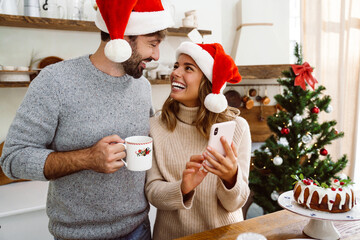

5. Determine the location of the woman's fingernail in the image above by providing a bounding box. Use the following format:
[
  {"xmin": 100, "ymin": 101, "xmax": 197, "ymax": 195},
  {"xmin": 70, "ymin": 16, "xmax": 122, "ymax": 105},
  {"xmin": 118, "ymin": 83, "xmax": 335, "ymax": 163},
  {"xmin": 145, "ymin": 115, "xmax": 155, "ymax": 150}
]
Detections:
[{"xmin": 207, "ymin": 146, "xmax": 212, "ymax": 151}]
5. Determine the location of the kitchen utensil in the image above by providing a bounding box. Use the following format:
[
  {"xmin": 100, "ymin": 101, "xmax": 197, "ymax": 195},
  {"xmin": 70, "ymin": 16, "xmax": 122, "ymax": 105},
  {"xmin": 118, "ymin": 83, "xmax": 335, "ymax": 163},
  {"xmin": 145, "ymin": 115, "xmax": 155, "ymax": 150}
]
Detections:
[
  {"xmin": 242, "ymin": 87, "xmax": 254, "ymax": 109},
  {"xmin": 38, "ymin": 56, "xmax": 63, "ymax": 69},
  {"xmin": 249, "ymin": 88, "xmax": 257, "ymax": 97},
  {"xmin": 224, "ymin": 89, "xmax": 241, "ymax": 108},
  {"xmin": 259, "ymin": 103, "xmax": 265, "ymax": 121},
  {"xmin": 262, "ymin": 87, "xmax": 270, "ymax": 105}
]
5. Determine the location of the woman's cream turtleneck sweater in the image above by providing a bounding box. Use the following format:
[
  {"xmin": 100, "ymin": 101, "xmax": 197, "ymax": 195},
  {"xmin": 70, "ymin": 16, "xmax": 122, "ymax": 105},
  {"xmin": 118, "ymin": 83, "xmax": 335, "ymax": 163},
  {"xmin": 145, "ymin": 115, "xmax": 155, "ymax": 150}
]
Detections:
[{"xmin": 146, "ymin": 104, "xmax": 251, "ymax": 240}]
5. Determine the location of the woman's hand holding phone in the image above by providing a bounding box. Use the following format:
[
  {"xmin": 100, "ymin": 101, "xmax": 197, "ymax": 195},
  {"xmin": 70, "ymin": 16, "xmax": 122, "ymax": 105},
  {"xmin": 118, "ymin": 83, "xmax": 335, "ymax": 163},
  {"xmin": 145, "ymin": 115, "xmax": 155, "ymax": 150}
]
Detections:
[
  {"xmin": 181, "ymin": 155, "xmax": 208, "ymax": 195},
  {"xmin": 202, "ymin": 137, "xmax": 238, "ymax": 189}
]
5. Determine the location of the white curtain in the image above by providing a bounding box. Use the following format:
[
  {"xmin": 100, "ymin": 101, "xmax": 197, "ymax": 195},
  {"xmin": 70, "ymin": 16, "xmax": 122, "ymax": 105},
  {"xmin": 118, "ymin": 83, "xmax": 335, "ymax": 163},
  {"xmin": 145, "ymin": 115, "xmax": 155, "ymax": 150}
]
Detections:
[{"xmin": 301, "ymin": 0, "xmax": 360, "ymax": 179}]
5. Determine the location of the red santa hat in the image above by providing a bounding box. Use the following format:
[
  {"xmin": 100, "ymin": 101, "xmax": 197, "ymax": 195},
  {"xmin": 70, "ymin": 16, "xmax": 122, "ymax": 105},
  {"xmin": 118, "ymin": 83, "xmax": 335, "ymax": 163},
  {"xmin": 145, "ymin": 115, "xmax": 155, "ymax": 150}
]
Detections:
[
  {"xmin": 95, "ymin": 0, "xmax": 174, "ymax": 63},
  {"xmin": 176, "ymin": 42, "xmax": 242, "ymax": 113}
]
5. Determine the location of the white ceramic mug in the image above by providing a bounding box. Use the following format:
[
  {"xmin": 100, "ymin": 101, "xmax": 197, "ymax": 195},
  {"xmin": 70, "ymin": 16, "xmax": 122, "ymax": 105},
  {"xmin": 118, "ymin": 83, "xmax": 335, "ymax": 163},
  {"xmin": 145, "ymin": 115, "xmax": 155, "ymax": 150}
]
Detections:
[
  {"xmin": 66, "ymin": 0, "xmax": 84, "ymax": 20},
  {"xmin": 0, "ymin": 0, "xmax": 19, "ymax": 15},
  {"xmin": 182, "ymin": 16, "xmax": 195, "ymax": 28},
  {"xmin": 24, "ymin": 0, "xmax": 40, "ymax": 17},
  {"xmin": 120, "ymin": 136, "xmax": 153, "ymax": 171}
]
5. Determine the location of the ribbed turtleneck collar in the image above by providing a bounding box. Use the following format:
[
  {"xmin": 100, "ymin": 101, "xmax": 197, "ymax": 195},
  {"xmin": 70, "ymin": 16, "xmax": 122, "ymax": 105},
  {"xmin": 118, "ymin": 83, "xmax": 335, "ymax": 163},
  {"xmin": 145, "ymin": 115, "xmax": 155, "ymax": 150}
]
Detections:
[{"xmin": 177, "ymin": 104, "xmax": 199, "ymax": 125}]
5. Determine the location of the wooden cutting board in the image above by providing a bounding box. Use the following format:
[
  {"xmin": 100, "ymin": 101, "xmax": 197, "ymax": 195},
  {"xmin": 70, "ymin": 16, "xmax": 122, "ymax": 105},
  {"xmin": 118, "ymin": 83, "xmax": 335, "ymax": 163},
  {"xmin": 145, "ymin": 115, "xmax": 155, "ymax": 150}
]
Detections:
[
  {"xmin": 0, "ymin": 142, "xmax": 28, "ymax": 185},
  {"xmin": 239, "ymin": 106, "xmax": 277, "ymax": 142}
]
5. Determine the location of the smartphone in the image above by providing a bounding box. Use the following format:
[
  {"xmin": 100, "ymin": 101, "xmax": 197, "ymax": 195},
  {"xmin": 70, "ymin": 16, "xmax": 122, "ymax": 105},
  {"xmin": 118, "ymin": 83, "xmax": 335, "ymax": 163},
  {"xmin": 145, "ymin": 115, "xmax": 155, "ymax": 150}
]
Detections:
[{"xmin": 206, "ymin": 121, "xmax": 236, "ymax": 167}]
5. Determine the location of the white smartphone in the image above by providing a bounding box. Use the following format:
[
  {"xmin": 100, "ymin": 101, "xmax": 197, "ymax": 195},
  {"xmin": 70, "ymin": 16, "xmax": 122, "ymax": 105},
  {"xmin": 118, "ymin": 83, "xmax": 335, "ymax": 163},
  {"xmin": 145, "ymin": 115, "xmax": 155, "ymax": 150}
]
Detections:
[{"xmin": 206, "ymin": 121, "xmax": 236, "ymax": 167}]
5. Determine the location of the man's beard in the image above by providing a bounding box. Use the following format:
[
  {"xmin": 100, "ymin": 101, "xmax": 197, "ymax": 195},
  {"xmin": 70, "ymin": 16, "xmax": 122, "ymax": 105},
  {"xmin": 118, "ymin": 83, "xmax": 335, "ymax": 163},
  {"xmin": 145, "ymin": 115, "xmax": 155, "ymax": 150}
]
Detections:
[{"xmin": 122, "ymin": 41, "xmax": 149, "ymax": 79}]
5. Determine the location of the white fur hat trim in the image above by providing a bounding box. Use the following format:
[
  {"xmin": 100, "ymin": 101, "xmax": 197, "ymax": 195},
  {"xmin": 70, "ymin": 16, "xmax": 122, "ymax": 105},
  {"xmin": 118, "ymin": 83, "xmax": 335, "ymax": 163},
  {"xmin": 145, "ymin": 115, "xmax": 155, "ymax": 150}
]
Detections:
[
  {"xmin": 95, "ymin": 9, "xmax": 174, "ymax": 36},
  {"xmin": 176, "ymin": 42, "xmax": 214, "ymax": 82}
]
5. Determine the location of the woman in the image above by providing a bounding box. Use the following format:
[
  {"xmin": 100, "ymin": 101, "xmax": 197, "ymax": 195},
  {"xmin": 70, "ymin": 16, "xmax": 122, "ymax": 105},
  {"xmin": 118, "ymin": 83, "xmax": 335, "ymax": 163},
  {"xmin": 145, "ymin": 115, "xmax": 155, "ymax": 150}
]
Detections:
[{"xmin": 145, "ymin": 42, "xmax": 251, "ymax": 240}]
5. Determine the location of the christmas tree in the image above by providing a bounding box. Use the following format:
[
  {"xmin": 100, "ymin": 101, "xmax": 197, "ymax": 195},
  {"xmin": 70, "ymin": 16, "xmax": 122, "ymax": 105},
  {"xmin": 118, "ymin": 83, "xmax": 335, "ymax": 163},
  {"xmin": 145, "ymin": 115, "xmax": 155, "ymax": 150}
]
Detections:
[{"xmin": 249, "ymin": 43, "xmax": 348, "ymax": 213}]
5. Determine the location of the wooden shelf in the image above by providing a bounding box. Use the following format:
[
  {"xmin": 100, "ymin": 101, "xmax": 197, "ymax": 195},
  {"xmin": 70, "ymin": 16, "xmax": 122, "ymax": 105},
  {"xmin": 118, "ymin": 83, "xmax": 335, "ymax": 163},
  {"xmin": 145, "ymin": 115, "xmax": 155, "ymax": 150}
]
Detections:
[
  {"xmin": 0, "ymin": 70, "xmax": 37, "ymax": 74},
  {"xmin": 0, "ymin": 14, "xmax": 212, "ymax": 36},
  {"xmin": 0, "ymin": 65, "xmax": 292, "ymax": 88},
  {"xmin": 166, "ymin": 27, "xmax": 211, "ymax": 37},
  {"xmin": 237, "ymin": 64, "xmax": 291, "ymax": 79},
  {"xmin": 0, "ymin": 14, "xmax": 97, "ymax": 32},
  {"xmin": 149, "ymin": 79, "xmax": 170, "ymax": 85},
  {"xmin": 0, "ymin": 81, "xmax": 30, "ymax": 88}
]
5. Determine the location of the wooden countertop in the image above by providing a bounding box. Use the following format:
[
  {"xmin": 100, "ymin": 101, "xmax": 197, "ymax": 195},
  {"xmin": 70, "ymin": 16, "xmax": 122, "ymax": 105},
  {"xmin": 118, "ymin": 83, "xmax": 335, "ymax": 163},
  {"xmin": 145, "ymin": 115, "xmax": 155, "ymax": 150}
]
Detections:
[{"xmin": 175, "ymin": 210, "xmax": 360, "ymax": 240}]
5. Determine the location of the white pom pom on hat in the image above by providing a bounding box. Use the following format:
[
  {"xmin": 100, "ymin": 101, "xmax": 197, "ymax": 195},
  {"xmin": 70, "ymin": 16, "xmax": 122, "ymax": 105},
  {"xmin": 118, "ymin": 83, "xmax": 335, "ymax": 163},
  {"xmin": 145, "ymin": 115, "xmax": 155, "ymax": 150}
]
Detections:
[
  {"xmin": 176, "ymin": 42, "xmax": 242, "ymax": 113},
  {"xmin": 95, "ymin": 0, "xmax": 174, "ymax": 63},
  {"xmin": 104, "ymin": 39, "xmax": 132, "ymax": 63}
]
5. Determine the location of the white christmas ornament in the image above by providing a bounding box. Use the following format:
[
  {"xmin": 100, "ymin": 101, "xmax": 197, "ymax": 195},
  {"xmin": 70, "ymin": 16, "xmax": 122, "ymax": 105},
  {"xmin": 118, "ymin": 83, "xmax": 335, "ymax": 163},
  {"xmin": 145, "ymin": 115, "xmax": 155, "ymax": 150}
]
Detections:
[
  {"xmin": 325, "ymin": 105, "xmax": 333, "ymax": 113},
  {"xmin": 264, "ymin": 147, "xmax": 271, "ymax": 155},
  {"xmin": 271, "ymin": 190, "xmax": 279, "ymax": 201},
  {"xmin": 302, "ymin": 133, "xmax": 312, "ymax": 144},
  {"xmin": 293, "ymin": 113, "xmax": 302, "ymax": 123},
  {"xmin": 273, "ymin": 155, "xmax": 283, "ymax": 166},
  {"xmin": 279, "ymin": 137, "xmax": 289, "ymax": 146}
]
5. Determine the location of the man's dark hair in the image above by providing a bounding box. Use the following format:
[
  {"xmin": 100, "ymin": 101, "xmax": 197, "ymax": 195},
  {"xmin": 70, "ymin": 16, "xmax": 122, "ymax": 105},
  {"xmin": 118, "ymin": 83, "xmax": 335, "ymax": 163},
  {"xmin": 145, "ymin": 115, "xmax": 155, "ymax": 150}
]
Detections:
[
  {"xmin": 101, "ymin": 31, "xmax": 111, "ymax": 42},
  {"xmin": 100, "ymin": 29, "xmax": 167, "ymax": 42}
]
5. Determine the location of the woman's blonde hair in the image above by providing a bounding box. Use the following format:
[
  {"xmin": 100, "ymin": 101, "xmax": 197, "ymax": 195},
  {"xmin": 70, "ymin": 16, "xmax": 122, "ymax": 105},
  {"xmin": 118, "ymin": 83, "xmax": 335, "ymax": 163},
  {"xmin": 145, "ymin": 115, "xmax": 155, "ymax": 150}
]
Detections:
[{"xmin": 161, "ymin": 75, "xmax": 240, "ymax": 139}]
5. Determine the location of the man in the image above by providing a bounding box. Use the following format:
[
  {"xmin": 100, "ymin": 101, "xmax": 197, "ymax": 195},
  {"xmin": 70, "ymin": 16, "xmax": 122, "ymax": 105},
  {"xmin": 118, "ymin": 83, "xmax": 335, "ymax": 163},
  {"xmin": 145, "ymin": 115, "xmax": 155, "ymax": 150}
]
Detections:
[{"xmin": 0, "ymin": 0, "xmax": 173, "ymax": 239}]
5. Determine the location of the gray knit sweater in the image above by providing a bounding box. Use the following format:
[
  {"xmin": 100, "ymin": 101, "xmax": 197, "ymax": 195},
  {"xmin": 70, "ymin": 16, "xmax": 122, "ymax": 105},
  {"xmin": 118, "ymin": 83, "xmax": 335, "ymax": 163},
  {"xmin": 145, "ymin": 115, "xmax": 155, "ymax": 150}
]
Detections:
[{"xmin": 0, "ymin": 55, "xmax": 153, "ymax": 239}]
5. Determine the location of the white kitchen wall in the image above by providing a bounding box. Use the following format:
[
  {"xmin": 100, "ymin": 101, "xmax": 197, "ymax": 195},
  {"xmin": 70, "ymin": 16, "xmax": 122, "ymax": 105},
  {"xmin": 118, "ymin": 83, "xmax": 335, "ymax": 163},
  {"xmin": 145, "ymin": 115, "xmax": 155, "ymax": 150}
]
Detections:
[{"xmin": 0, "ymin": 0, "xmax": 291, "ymax": 142}]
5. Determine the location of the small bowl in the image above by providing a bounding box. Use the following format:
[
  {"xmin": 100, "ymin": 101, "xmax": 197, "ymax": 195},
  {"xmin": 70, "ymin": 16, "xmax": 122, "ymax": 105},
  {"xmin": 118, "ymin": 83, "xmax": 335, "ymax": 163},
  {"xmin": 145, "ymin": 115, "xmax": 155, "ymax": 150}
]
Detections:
[
  {"xmin": 182, "ymin": 17, "xmax": 195, "ymax": 28},
  {"xmin": 3, "ymin": 66, "xmax": 16, "ymax": 71},
  {"xmin": 185, "ymin": 10, "xmax": 196, "ymax": 17},
  {"xmin": 17, "ymin": 66, "xmax": 29, "ymax": 71},
  {"xmin": 145, "ymin": 61, "xmax": 159, "ymax": 70}
]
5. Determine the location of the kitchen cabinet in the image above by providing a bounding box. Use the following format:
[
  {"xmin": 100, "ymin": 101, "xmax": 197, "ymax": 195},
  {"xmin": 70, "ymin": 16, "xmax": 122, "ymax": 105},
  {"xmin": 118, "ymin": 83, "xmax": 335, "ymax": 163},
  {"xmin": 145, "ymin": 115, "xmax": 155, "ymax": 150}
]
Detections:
[
  {"xmin": 0, "ymin": 181, "xmax": 52, "ymax": 240},
  {"xmin": 0, "ymin": 14, "xmax": 212, "ymax": 87}
]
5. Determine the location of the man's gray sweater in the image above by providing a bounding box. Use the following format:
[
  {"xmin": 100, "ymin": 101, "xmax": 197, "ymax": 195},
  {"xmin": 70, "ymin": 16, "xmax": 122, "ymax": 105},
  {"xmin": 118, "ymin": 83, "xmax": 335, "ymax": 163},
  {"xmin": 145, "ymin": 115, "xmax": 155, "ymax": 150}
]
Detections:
[{"xmin": 0, "ymin": 55, "xmax": 153, "ymax": 239}]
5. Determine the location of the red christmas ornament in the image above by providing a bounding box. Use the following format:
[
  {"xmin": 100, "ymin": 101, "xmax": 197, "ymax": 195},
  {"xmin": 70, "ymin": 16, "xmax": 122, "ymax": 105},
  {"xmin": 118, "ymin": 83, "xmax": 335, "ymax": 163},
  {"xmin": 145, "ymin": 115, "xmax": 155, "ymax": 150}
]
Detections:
[
  {"xmin": 320, "ymin": 148, "xmax": 328, "ymax": 156},
  {"xmin": 281, "ymin": 127, "xmax": 290, "ymax": 135},
  {"xmin": 311, "ymin": 107, "xmax": 320, "ymax": 114}
]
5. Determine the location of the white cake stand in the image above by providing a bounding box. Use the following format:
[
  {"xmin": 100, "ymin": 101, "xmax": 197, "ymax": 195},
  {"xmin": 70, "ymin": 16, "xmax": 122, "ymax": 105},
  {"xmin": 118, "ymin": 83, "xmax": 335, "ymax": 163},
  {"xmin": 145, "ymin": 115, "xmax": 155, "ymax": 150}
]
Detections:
[{"xmin": 278, "ymin": 190, "xmax": 360, "ymax": 240}]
